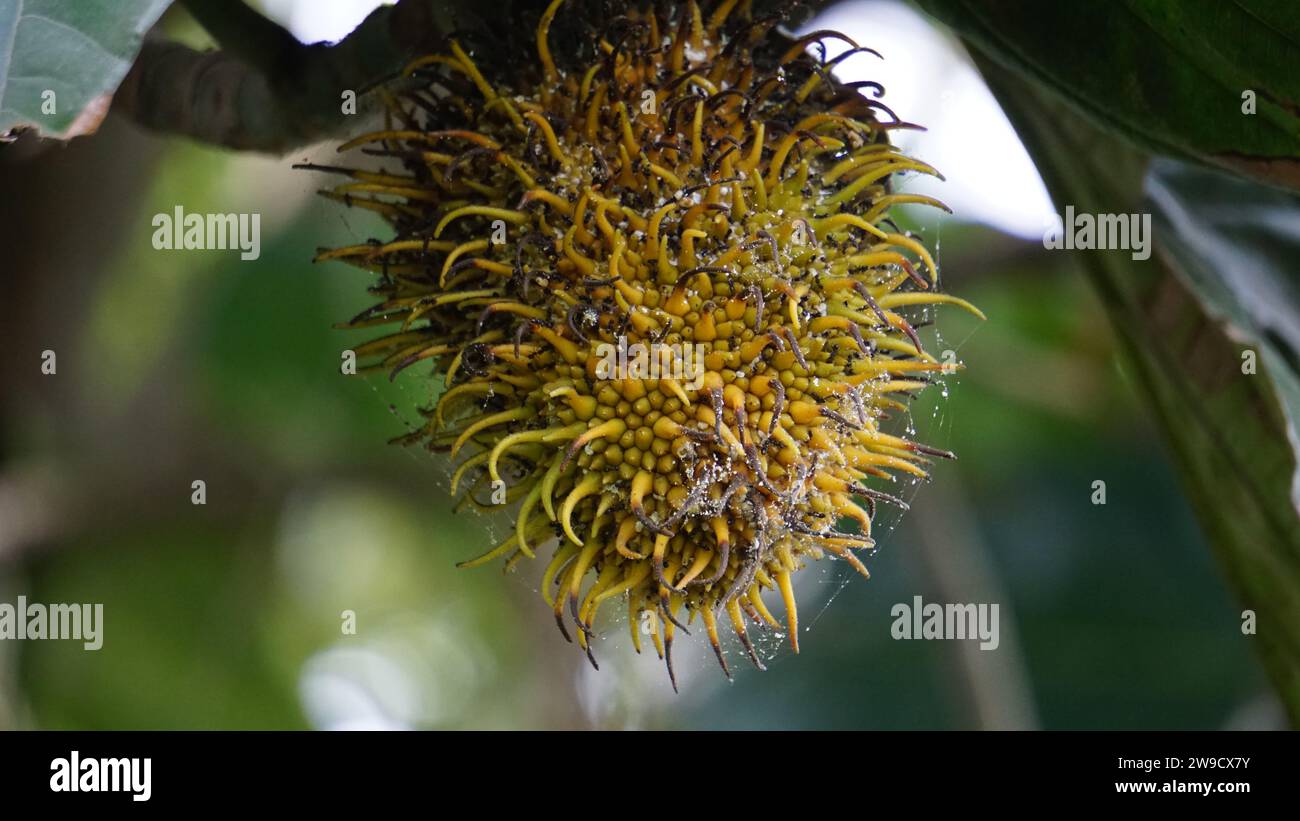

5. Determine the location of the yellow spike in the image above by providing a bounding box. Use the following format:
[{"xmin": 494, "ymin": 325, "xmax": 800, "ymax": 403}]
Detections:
[
  {"xmin": 881, "ymin": 232, "xmax": 940, "ymax": 284},
  {"xmin": 706, "ymin": 0, "xmax": 740, "ymax": 34},
  {"xmin": 514, "ymin": 482, "xmax": 546, "ymax": 559},
  {"xmin": 614, "ymin": 516, "xmax": 646, "ymax": 560},
  {"xmin": 554, "ymin": 559, "xmax": 578, "ymax": 636},
  {"xmin": 565, "ymin": 535, "xmax": 604, "ymax": 612},
  {"xmin": 541, "ymin": 541, "xmax": 580, "ymax": 608},
  {"xmin": 676, "ymin": 549, "xmax": 714, "ymax": 588},
  {"xmin": 727, "ymin": 597, "xmax": 765, "ymax": 671},
  {"xmin": 662, "ymin": 607, "xmax": 678, "ymax": 689},
  {"xmin": 813, "ymin": 212, "xmax": 889, "ymax": 241},
  {"xmin": 652, "ymin": 532, "xmax": 673, "ymax": 588},
  {"xmin": 533, "ymin": 325, "xmax": 583, "ymax": 364},
  {"xmin": 490, "ymin": 152, "xmax": 537, "ymax": 188},
  {"xmin": 822, "ymin": 542, "xmax": 871, "ymax": 580},
  {"xmin": 860, "ymin": 194, "xmax": 952, "ymax": 223},
  {"xmin": 658, "ymin": 377, "xmax": 693, "ymax": 407},
  {"xmin": 457, "ymin": 531, "xmax": 518, "ymax": 569},
  {"xmin": 748, "ymin": 585, "xmax": 780, "ymax": 630},
  {"xmin": 450, "ymin": 407, "xmax": 535, "ymax": 459},
  {"xmin": 648, "ymin": 609, "xmax": 664, "ymax": 659},
  {"xmin": 775, "ymin": 570, "xmax": 799, "ymax": 653},
  {"xmin": 615, "ymin": 102, "xmax": 639, "ymax": 158},
  {"xmin": 559, "ymin": 418, "xmax": 626, "ymax": 471},
  {"xmin": 450, "ymin": 40, "xmax": 523, "ymax": 129},
  {"xmin": 479, "ymin": 302, "xmax": 547, "ymax": 326},
  {"xmin": 688, "ymin": 0, "xmax": 704, "ymax": 48},
  {"xmin": 314, "ymin": 191, "xmax": 417, "ymax": 219},
  {"xmin": 520, "ymin": 187, "xmax": 572, "ymax": 216},
  {"xmin": 691, "ymin": 100, "xmax": 705, "ymax": 168},
  {"xmin": 539, "ymin": 451, "xmax": 570, "ymax": 521},
  {"xmin": 629, "ymin": 597, "xmax": 644, "ymax": 654},
  {"xmin": 560, "ymin": 473, "xmax": 603, "ymax": 545},
  {"xmin": 334, "ymin": 181, "xmax": 440, "ymax": 203},
  {"xmin": 876, "ymin": 291, "xmax": 987, "ymax": 319},
  {"xmin": 337, "ymin": 129, "xmax": 499, "ymax": 153},
  {"xmin": 594, "ymin": 561, "xmax": 651, "ymax": 604},
  {"xmin": 439, "ymin": 239, "xmax": 490, "ymax": 287},
  {"xmin": 701, "ymin": 607, "xmax": 731, "ymax": 678},
  {"xmin": 450, "ymin": 450, "xmax": 491, "ymax": 497},
  {"xmin": 523, "ymin": 113, "xmax": 567, "ymax": 165},
  {"xmin": 831, "ymin": 493, "xmax": 872, "ymax": 534},
  {"xmin": 648, "ymin": 162, "xmax": 684, "ymax": 189},
  {"xmin": 648, "ymin": 202, "xmax": 677, "ymax": 250},
  {"xmin": 822, "ymin": 145, "xmax": 903, "ymax": 182},
  {"xmin": 824, "ymin": 161, "xmax": 944, "ymax": 207},
  {"xmin": 578, "ymin": 563, "xmax": 621, "ymax": 632},
  {"xmin": 434, "ymin": 206, "xmax": 530, "ymax": 239},
  {"xmin": 584, "ymin": 81, "xmax": 607, "ymax": 143},
  {"xmin": 488, "ymin": 423, "xmax": 582, "ymax": 483},
  {"xmin": 536, "ymin": 0, "xmax": 566, "ymax": 87},
  {"xmin": 738, "ymin": 121, "xmax": 764, "ymax": 172},
  {"xmin": 577, "ymin": 65, "xmax": 601, "ymax": 114},
  {"xmin": 629, "ymin": 470, "xmax": 654, "ymax": 514},
  {"xmin": 401, "ymin": 54, "xmax": 466, "ymax": 77},
  {"xmin": 746, "ymin": 165, "xmax": 767, "ymax": 210},
  {"xmin": 561, "ymin": 225, "xmax": 597, "ymax": 277},
  {"xmin": 436, "ymin": 381, "xmax": 496, "ymax": 426}
]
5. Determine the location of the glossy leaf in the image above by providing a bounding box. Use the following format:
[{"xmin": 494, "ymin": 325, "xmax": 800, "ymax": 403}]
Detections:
[
  {"xmin": 970, "ymin": 50, "xmax": 1300, "ymax": 723},
  {"xmin": 0, "ymin": 0, "xmax": 173, "ymax": 140},
  {"xmin": 913, "ymin": 0, "xmax": 1300, "ymax": 191},
  {"xmin": 1146, "ymin": 157, "xmax": 1300, "ymax": 516}
]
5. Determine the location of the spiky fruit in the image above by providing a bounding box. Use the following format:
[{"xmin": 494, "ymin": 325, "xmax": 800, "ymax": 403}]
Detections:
[{"xmin": 311, "ymin": 0, "xmax": 982, "ymax": 686}]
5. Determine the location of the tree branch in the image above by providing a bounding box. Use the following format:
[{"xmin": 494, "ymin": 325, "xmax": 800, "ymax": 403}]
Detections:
[
  {"xmin": 113, "ymin": 0, "xmax": 461, "ymax": 153},
  {"xmin": 180, "ymin": 0, "xmax": 303, "ymax": 78},
  {"xmin": 111, "ymin": 0, "xmax": 830, "ymax": 153}
]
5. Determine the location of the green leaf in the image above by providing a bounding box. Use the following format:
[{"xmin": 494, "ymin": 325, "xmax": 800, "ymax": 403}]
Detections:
[
  {"xmin": 20, "ymin": 524, "xmax": 305, "ymax": 729},
  {"xmin": 1145, "ymin": 157, "xmax": 1300, "ymax": 516},
  {"xmin": 913, "ymin": 0, "xmax": 1300, "ymax": 191},
  {"xmin": 969, "ymin": 50, "xmax": 1300, "ymax": 723},
  {"xmin": 0, "ymin": 0, "xmax": 173, "ymax": 140}
]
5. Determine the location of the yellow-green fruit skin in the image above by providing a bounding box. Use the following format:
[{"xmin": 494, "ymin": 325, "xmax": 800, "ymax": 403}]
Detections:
[{"xmin": 315, "ymin": 0, "xmax": 981, "ymax": 683}]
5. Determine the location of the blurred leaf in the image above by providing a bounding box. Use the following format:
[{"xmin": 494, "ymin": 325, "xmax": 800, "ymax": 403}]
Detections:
[
  {"xmin": 20, "ymin": 525, "xmax": 304, "ymax": 729},
  {"xmin": 967, "ymin": 51, "xmax": 1300, "ymax": 723},
  {"xmin": 83, "ymin": 138, "xmax": 232, "ymax": 409},
  {"xmin": 913, "ymin": 0, "xmax": 1300, "ymax": 191},
  {"xmin": 0, "ymin": 0, "xmax": 173, "ymax": 140},
  {"xmin": 1145, "ymin": 158, "xmax": 1300, "ymax": 515}
]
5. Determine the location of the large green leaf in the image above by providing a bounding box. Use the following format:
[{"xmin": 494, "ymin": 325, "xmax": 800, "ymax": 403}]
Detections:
[
  {"xmin": 913, "ymin": 0, "xmax": 1300, "ymax": 191},
  {"xmin": 0, "ymin": 0, "xmax": 173, "ymax": 140},
  {"xmin": 1146, "ymin": 158, "xmax": 1300, "ymax": 517},
  {"xmin": 968, "ymin": 51, "xmax": 1300, "ymax": 723}
]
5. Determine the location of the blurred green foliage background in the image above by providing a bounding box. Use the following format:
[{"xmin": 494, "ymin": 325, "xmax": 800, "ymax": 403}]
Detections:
[{"xmin": 0, "ymin": 3, "xmax": 1276, "ymax": 730}]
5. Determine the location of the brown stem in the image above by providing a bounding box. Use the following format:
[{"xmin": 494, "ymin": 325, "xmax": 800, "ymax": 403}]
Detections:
[{"xmin": 114, "ymin": 0, "xmax": 458, "ymax": 153}]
